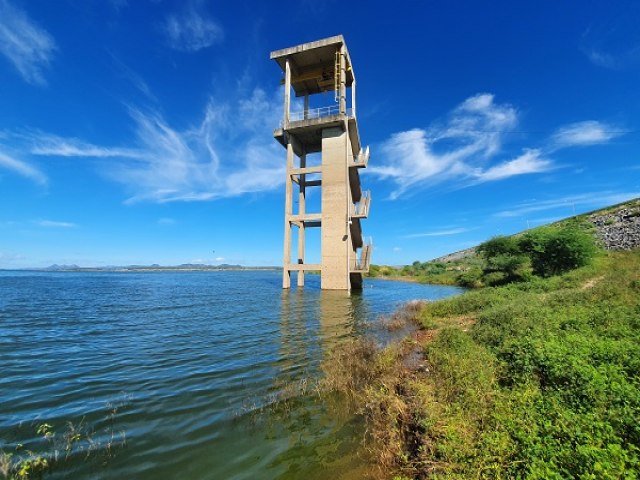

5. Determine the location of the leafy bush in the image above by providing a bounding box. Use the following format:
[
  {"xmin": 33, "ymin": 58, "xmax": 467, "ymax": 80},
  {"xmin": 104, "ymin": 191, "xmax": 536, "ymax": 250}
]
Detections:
[
  {"xmin": 455, "ymin": 268, "xmax": 483, "ymax": 288},
  {"xmin": 475, "ymin": 236, "xmax": 528, "ymax": 285},
  {"xmin": 519, "ymin": 225, "xmax": 597, "ymax": 277},
  {"xmin": 477, "ymin": 235, "xmax": 521, "ymax": 258},
  {"xmin": 368, "ymin": 264, "xmax": 381, "ymax": 277},
  {"xmin": 475, "ymin": 224, "xmax": 597, "ymax": 286}
]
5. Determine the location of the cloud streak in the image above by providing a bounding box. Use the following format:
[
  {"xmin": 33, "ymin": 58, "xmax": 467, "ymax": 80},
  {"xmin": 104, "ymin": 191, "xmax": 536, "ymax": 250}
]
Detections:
[
  {"xmin": 164, "ymin": 6, "xmax": 223, "ymax": 52},
  {"xmin": 494, "ymin": 191, "xmax": 640, "ymax": 218},
  {"xmin": 473, "ymin": 149, "xmax": 551, "ymax": 182},
  {"xmin": 584, "ymin": 46, "xmax": 640, "ymax": 70},
  {"xmin": 28, "ymin": 133, "xmax": 144, "ymax": 158},
  {"xmin": 0, "ymin": 0, "xmax": 56, "ymax": 85},
  {"xmin": 550, "ymin": 120, "xmax": 625, "ymax": 148},
  {"xmin": 404, "ymin": 228, "xmax": 469, "ymax": 238},
  {"xmin": 0, "ymin": 151, "xmax": 47, "ymax": 184},
  {"xmin": 37, "ymin": 220, "xmax": 77, "ymax": 228}
]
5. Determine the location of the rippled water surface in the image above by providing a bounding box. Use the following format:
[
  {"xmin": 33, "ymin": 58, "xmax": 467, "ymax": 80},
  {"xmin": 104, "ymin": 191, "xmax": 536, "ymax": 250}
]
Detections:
[{"xmin": 0, "ymin": 271, "xmax": 462, "ymax": 479}]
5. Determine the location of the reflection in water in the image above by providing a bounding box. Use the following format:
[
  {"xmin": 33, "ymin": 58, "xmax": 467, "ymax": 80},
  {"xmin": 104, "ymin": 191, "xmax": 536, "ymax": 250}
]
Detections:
[
  {"xmin": 278, "ymin": 288, "xmax": 371, "ymax": 378},
  {"xmin": 272, "ymin": 289, "xmax": 376, "ymax": 479},
  {"xmin": 279, "ymin": 289, "xmax": 359, "ymax": 364},
  {"xmin": 318, "ymin": 290, "xmax": 356, "ymax": 340}
]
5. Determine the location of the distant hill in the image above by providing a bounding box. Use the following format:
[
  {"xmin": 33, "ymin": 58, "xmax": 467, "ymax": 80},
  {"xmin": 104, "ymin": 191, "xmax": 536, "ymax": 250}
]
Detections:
[
  {"xmin": 44, "ymin": 264, "xmax": 81, "ymax": 271},
  {"xmin": 38, "ymin": 264, "xmax": 280, "ymax": 272}
]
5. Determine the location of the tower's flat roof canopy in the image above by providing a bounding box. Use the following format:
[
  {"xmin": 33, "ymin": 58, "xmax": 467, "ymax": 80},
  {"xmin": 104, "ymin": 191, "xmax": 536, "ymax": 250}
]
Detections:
[{"xmin": 270, "ymin": 35, "xmax": 354, "ymax": 97}]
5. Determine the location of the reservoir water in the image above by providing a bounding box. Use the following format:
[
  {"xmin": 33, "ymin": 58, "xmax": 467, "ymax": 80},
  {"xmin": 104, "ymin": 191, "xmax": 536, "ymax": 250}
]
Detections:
[{"xmin": 0, "ymin": 270, "xmax": 462, "ymax": 479}]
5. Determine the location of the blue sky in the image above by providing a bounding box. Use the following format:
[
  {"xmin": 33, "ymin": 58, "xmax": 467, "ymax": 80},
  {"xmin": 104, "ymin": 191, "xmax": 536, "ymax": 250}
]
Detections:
[{"xmin": 0, "ymin": 0, "xmax": 639, "ymax": 268}]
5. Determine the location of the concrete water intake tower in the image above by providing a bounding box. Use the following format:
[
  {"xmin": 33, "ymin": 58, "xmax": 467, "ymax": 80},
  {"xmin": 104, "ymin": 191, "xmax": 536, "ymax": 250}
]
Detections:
[{"xmin": 271, "ymin": 35, "xmax": 371, "ymax": 291}]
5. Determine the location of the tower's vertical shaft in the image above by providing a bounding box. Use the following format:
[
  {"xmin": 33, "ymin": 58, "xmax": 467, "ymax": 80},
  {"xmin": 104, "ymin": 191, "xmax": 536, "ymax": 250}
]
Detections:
[{"xmin": 320, "ymin": 127, "xmax": 350, "ymax": 290}]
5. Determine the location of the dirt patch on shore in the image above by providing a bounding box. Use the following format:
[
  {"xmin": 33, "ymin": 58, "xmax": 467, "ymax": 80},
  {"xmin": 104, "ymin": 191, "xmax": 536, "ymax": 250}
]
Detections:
[{"xmin": 581, "ymin": 276, "xmax": 604, "ymax": 290}]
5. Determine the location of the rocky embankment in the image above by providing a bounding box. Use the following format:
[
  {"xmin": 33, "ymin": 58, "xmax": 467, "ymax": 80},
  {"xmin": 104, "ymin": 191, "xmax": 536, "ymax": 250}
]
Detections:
[
  {"xmin": 588, "ymin": 200, "xmax": 640, "ymax": 250},
  {"xmin": 430, "ymin": 198, "xmax": 640, "ymax": 263}
]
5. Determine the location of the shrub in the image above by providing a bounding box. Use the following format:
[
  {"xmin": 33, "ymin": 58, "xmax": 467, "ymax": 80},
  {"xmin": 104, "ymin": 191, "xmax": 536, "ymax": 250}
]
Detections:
[
  {"xmin": 477, "ymin": 235, "xmax": 521, "ymax": 258},
  {"xmin": 368, "ymin": 264, "xmax": 381, "ymax": 277},
  {"xmin": 456, "ymin": 268, "xmax": 483, "ymax": 288},
  {"xmin": 520, "ymin": 225, "xmax": 597, "ymax": 277},
  {"xmin": 477, "ymin": 235, "xmax": 530, "ymax": 284}
]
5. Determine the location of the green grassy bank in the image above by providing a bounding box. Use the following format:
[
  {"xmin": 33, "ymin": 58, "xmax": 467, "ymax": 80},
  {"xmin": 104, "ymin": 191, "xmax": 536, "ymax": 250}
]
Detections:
[
  {"xmin": 332, "ymin": 249, "xmax": 640, "ymax": 479},
  {"xmin": 368, "ymin": 259, "xmax": 481, "ymax": 287}
]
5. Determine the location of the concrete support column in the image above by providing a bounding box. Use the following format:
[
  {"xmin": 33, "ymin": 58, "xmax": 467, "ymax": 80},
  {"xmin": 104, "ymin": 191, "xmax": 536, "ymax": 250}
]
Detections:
[
  {"xmin": 339, "ymin": 46, "xmax": 346, "ymax": 115},
  {"xmin": 303, "ymin": 94, "xmax": 309, "ymax": 119},
  {"xmin": 284, "ymin": 58, "xmax": 291, "ymax": 127},
  {"xmin": 282, "ymin": 137, "xmax": 294, "ymax": 289},
  {"xmin": 297, "ymin": 152, "xmax": 306, "ymax": 287}
]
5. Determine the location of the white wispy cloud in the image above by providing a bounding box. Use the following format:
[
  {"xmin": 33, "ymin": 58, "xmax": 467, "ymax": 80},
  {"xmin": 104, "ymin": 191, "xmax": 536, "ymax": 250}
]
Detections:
[
  {"xmin": 0, "ymin": 151, "xmax": 47, "ymax": 184},
  {"xmin": 404, "ymin": 228, "xmax": 469, "ymax": 239},
  {"xmin": 0, "ymin": 0, "xmax": 57, "ymax": 85},
  {"xmin": 373, "ymin": 93, "xmax": 544, "ymax": 199},
  {"xmin": 550, "ymin": 121, "xmax": 625, "ymax": 148},
  {"xmin": 37, "ymin": 220, "xmax": 77, "ymax": 228},
  {"xmin": 109, "ymin": 53, "xmax": 159, "ymax": 103},
  {"xmin": 374, "ymin": 94, "xmax": 625, "ymax": 199},
  {"xmin": 28, "ymin": 133, "xmax": 144, "ymax": 158},
  {"xmin": 473, "ymin": 149, "xmax": 552, "ymax": 182},
  {"xmin": 586, "ymin": 49, "xmax": 618, "ymax": 69},
  {"xmin": 581, "ymin": 24, "xmax": 640, "ymax": 70},
  {"xmin": 584, "ymin": 46, "xmax": 640, "ymax": 70},
  {"xmin": 164, "ymin": 6, "xmax": 223, "ymax": 52},
  {"xmin": 28, "ymin": 87, "xmax": 283, "ymax": 203},
  {"xmin": 494, "ymin": 191, "xmax": 640, "ymax": 218}
]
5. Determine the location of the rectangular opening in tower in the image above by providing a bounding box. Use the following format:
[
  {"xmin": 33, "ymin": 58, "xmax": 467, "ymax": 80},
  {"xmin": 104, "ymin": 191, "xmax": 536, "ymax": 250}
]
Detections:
[{"xmin": 290, "ymin": 227, "xmax": 320, "ymax": 264}]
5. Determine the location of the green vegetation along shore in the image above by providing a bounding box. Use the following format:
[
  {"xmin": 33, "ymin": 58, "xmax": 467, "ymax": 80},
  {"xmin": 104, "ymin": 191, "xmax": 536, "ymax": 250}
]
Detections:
[
  {"xmin": 332, "ymin": 249, "xmax": 640, "ymax": 479},
  {"xmin": 331, "ymin": 199, "xmax": 640, "ymax": 479}
]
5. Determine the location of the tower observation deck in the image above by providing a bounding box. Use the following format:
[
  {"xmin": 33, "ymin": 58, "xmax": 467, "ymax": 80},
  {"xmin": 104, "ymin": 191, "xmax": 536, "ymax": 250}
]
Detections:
[{"xmin": 271, "ymin": 35, "xmax": 371, "ymax": 290}]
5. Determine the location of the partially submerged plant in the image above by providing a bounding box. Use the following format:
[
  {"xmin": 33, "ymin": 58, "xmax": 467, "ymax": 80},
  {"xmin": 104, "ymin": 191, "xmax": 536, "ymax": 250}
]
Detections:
[{"xmin": 0, "ymin": 400, "xmax": 128, "ymax": 480}]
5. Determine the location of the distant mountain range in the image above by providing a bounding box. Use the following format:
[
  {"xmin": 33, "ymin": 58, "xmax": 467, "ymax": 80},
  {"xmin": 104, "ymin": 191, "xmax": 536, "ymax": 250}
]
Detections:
[{"xmin": 38, "ymin": 264, "xmax": 280, "ymax": 272}]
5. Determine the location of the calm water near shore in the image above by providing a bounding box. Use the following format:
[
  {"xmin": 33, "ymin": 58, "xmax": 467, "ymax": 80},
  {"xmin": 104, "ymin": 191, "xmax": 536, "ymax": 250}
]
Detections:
[{"xmin": 0, "ymin": 270, "xmax": 462, "ymax": 479}]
